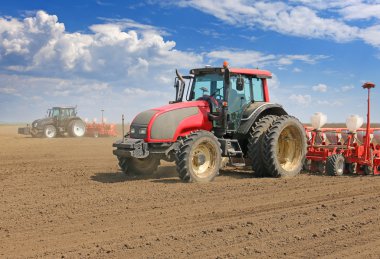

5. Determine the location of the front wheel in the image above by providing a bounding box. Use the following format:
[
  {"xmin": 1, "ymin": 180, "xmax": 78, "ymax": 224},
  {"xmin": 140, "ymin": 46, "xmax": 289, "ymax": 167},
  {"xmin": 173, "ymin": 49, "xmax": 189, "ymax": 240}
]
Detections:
[
  {"xmin": 118, "ymin": 155, "xmax": 160, "ymax": 175},
  {"xmin": 175, "ymin": 131, "xmax": 221, "ymax": 183}
]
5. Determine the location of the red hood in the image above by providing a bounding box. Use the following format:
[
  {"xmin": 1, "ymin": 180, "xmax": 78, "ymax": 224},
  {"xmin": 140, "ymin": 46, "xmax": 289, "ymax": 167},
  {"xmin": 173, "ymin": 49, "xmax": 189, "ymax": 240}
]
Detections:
[{"xmin": 152, "ymin": 100, "xmax": 209, "ymax": 112}]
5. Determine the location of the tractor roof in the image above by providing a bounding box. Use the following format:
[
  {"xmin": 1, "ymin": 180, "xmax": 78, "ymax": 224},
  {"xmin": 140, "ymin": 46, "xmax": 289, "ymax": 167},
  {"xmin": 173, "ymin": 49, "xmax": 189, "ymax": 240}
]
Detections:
[
  {"xmin": 52, "ymin": 106, "xmax": 76, "ymax": 109},
  {"xmin": 190, "ymin": 67, "xmax": 272, "ymax": 79},
  {"xmin": 230, "ymin": 68, "xmax": 272, "ymax": 78}
]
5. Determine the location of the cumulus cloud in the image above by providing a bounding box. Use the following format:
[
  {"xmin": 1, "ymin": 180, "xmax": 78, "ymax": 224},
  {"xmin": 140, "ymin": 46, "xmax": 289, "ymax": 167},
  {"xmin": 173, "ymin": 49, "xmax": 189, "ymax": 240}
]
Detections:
[
  {"xmin": 175, "ymin": 0, "xmax": 380, "ymax": 48},
  {"xmin": 312, "ymin": 83, "xmax": 328, "ymax": 92},
  {"xmin": 0, "ymin": 10, "xmax": 330, "ymax": 122},
  {"xmin": 0, "ymin": 10, "xmax": 202, "ymax": 81},
  {"xmin": 289, "ymin": 94, "xmax": 312, "ymax": 106}
]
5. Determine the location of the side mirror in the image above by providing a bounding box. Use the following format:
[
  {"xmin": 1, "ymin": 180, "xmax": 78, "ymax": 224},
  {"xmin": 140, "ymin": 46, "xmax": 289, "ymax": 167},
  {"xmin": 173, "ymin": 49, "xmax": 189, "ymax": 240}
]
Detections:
[{"xmin": 236, "ymin": 76, "xmax": 244, "ymax": 91}]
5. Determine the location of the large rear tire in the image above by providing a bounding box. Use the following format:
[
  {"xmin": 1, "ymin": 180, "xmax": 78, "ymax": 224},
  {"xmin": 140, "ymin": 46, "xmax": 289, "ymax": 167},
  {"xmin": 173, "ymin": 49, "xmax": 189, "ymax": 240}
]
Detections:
[
  {"xmin": 326, "ymin": 154, "xmax": 345, "ymax": 176},
  {"xmin": 175, "ymin": 131, "xmax": 221, "ymax": 183},
  {"xmin": 118, "ymin": 155, "xmax": 160, "ymax": 175},
  {"xmin": 263, "ymin": 115, "xmax": 307, "ymax": 177},
  {"xmin": 247, "ymin": 115, "xmax": 278, "ymax": 177},
  {"xmin": 69, "ymin": 119, "xmax": 86, "ymax": 137},
  {"xmin": 43, "ymin": 125, "xmax": 57, "ymax": 138}
]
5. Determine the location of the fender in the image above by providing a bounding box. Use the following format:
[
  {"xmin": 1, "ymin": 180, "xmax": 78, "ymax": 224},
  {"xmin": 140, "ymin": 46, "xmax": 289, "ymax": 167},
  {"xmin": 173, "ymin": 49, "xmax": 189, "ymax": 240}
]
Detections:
[{"xmin": 236, "ymin": 102, "xmax": 287, "ymax": 136}]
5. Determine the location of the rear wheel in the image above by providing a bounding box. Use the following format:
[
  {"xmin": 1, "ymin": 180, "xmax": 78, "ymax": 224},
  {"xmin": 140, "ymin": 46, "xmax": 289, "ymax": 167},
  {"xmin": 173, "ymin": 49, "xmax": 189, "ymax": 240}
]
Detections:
[
  {"xmin": 175, "ymin": 131, "xmax": 221, "ymax": 183},
  {"xmin": 43, "ymin": 125, "xmax": 57, "ymax": 138},
  {"xmin": 247, "ymin": 115, "xmax": 278, "ymax": 177},
  {"xmin": 326, "ymin": 154, "xmax": 345, "ymax": 176},
  {"xmin": 263, "ymin": 116, "xmax": 307, "ymax": 177},
  {"xmin": 118, "ymin": 155, "xmax": 160, "ymax": 175},
  {"xmin": 69, "ymin": 119, "xmax": 86, "ymax": 137}
]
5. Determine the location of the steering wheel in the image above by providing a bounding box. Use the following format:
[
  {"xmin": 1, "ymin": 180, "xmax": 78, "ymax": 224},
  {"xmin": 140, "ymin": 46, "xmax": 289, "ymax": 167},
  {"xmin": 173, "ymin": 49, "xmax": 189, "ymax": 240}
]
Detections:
[{"xmin": 197, "ymin": 95, "xmax": 222, "ymax": 113}]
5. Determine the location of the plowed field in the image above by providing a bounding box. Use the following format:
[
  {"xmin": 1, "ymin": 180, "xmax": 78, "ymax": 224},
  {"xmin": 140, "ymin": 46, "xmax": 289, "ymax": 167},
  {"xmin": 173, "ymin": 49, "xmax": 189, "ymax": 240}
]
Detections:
[{"xmin": 1, "ymin": 125, "xmax": 380, "ymax": 258}]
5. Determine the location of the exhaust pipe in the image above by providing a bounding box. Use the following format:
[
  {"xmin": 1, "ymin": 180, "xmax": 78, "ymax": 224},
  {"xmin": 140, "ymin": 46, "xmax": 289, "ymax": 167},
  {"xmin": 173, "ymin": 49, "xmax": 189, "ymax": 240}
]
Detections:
[{"xmin": 122, "ymin": 114, "xmax": 125, "ymax": 143}]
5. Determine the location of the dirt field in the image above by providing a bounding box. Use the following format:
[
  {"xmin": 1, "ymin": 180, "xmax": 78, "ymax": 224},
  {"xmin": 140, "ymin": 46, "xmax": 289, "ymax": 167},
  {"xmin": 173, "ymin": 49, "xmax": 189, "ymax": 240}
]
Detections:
[{"xmin": 1, "ymin": 125, "xmax": 380, "ymax": 258}]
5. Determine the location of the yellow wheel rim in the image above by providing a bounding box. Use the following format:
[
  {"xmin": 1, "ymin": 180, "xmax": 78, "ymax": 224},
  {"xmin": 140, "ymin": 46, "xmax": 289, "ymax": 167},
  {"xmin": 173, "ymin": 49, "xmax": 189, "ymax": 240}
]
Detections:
[
  {"xmin": 277, "ymin": 125, "xmax": 303, "ymax": 171},
  {"xmin": 191, "ymin": 141, "xmax": 217, "ymax": 178}
]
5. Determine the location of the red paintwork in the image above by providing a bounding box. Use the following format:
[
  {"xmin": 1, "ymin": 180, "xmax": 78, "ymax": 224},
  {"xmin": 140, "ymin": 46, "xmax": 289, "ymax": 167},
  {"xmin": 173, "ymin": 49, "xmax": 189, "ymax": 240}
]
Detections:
[
  {"xmin": 144, "ymin": 100, "xmax": 213, "ymax": 143},
  {"xmin": 134, "ymin": 67, "xmax": 273, "ymax": 143},
  {"xmin": 229, "ymin": 68, "xmax": 272, "ymax": 78},
  {"xmin": 86, "ymin": 123, "xmax": 117, "ymax": 137},
  {"xmin": 230, "ymin": 68, "xmax": 271, "ymax": 102},
  {"xmin": 262, "ymin": 79, "xmax": 270, "ymax": 102},
  {"xmin": 305, "ymin": 83, "xmax": 379, "ymax": 175}
]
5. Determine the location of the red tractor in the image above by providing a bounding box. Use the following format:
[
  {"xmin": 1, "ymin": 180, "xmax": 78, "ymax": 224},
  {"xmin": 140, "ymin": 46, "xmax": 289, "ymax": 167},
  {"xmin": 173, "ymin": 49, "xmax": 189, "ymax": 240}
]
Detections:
[{"xmin": 113, "ymin": 62, "xmax": 307, "ymax": 182}]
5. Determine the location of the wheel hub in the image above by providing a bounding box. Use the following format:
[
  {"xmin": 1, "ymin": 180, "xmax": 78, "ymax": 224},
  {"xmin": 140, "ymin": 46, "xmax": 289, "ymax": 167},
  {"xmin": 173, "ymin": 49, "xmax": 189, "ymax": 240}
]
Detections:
[
  {"xmin": 191, "ymin": 141, "xmax": 216, "ymax": 178},
  {"xmin": 196, "ymin": 154, "xmax": 206, "ymax": 166}
]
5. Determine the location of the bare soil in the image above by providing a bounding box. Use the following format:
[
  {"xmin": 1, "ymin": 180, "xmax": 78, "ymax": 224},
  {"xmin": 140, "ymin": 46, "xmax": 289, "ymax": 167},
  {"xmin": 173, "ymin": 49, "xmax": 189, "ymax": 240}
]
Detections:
[{"xmin": 1, "ymin": 125, "xmax": 380, "ymax": 258}]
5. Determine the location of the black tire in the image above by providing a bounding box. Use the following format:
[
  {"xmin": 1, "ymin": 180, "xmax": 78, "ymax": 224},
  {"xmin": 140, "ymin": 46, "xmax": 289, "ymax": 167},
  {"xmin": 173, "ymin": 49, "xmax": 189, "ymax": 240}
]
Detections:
[
  {"xmin": 118, "ymin": 155, "xmax": 160, "ymax": 175},
  {"xmin": 326, "ymin": 154, "xmax": 345, "ymax": 176},
  {"xmin": 263, "ymin": 115, "xmax": 307, "ymax": 177},
  {"xmin": 175, "ymin": 131, "xmax": 221, "ymax": 183},
  {"xmin": 43, "ymin": 125, "xmax": 57, "ymax": 138},
  {"xmin": 316, "ymin": 161, "xmax": 326, "ymax": 174},
  {"xmin": 346, "ymin": 163, "xmax": 357, "ymax": 174},
  {"xmin": 303, "ymin": 159, "xmax": 311, "ymax": 172},
  {"xmin": 364, "ymin": 165, "xmax": 373, "ymax": 175},
  {"xmin": 247, "ymin": 115, "xmax": 278, "ymax": 177},
  {"xmin": 68, "ymin": 119, "xmax": 86, "ymax": 137}
]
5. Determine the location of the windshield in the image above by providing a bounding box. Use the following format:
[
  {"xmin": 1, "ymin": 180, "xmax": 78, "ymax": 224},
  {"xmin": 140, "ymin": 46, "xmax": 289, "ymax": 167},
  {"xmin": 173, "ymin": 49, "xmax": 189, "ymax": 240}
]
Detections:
[{"xmin": 191, "ymin": 73, "xmax": 224, "ymax": 100}]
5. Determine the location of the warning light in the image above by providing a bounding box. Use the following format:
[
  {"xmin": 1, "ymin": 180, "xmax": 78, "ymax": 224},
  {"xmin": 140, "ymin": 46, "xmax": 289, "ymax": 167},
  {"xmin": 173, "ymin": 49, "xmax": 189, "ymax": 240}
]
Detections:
[{"xmin": 223, "ymin": 61, "xmax": 229, "ymax": 68}]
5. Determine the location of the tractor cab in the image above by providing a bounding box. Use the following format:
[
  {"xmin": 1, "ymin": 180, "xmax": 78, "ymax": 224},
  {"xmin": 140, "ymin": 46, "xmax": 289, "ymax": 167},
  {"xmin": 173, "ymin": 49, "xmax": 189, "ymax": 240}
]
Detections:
[
  {"xmin": 173, "ymin": 63, "xmax": 272, "ymax": 135},
  {"xmin": 47, "ymin": 107, "xmax": 77, "ymax": 118}
]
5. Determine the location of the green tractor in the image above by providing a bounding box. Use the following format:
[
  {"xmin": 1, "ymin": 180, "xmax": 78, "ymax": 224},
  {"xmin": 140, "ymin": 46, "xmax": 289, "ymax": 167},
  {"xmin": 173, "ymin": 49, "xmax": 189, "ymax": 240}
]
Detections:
[{"xmin": 18, "ymin": 106, "xmax": 86, "ymax": 138}]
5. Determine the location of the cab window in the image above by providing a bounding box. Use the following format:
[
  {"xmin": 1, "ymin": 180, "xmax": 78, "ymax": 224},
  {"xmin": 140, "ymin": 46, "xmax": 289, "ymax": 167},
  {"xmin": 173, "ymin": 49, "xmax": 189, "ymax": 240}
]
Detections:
[
  {"xmin": 229, "ymin": 75, "xmax": 251, "ymax": 113},
  {"xmin": 192, "ymin": 74, "xmax": 224, "ymax": 100},
  {"xmin": 253, "ymin": 78, "xmax": 264, "ymax": 102},
  {"xmin": 52, "ymin": 108, "xmax": 60, "ymax": 117}
]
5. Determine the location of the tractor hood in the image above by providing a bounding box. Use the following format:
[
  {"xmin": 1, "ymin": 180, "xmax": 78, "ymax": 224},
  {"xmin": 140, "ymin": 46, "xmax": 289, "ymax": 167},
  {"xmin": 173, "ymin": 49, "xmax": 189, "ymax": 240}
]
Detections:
[
  {"xmin": 32, "ymin": 117, "xmax": 53, "ymax": 129},
  {"xmin": 129, "ymin": 100, "xmax": 212, "ymax": 142}
]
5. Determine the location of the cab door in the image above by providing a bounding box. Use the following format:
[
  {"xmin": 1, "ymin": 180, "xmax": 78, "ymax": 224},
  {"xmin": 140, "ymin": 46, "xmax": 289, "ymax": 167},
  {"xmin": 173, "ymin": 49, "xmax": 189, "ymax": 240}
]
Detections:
[{"xmin": 227, "ymin": 75, "xmax": 252, "ymax": 130}]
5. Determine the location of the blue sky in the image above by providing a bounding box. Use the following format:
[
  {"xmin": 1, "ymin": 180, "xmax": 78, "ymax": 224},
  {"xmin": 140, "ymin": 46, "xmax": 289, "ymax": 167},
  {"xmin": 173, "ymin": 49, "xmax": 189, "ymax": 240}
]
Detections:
[{"xmin": 1, "ymin": 0, "xmax": 380, "ymax": 124}]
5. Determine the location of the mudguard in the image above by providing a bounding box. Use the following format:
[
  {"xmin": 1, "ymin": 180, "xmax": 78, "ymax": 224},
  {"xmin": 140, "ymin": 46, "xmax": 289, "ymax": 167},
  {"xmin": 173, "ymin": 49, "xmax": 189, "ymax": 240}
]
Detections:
[{"xmin": 236, "ymin": 102, "xmax": 287, "ymax": 136}]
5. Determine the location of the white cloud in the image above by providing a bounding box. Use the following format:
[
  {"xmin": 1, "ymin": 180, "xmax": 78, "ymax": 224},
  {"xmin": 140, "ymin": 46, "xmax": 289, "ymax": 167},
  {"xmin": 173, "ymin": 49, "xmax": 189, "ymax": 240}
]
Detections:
[
  {"xmin": 0, "ymin": 10, "xmax": 203, "ymax": 81},
  {"xmin": 289, "ymin": 94, "xmax": 312, "ymax": 106},
  {"xmin": 124, "ymin": 87, "xmax": 171, "ymax": 98},
  {"xmin": 317, "ymin": 100, "xmax": 344, "ymax": 107},
  {"xmin": 293, "ymin": 67, "xmax": 302, "ymax": 73},
  {"xmin": 0, "ymin": 87, "xmax": 18, "ymax": 95},
  {"xmin": 312, "ymin": 83, "xmax": 328, "ymax": 92},
  {"xmin": 339, "ymin": 3, "xmax": 380, "ymax": 20},
  {"xmin": 0, "ymin": 10, "xmax": 333, "ymax": 123},
  {"xmin": 341, "ymin": 85, "xmax": 355, "ymax": 92},
  {"xmin": 207, "ymin": 50, "xmax": 326, "ymax": 68},
  {"xmin": 176, "ymin": 0, "xmax": 380, "ymax": 48}
]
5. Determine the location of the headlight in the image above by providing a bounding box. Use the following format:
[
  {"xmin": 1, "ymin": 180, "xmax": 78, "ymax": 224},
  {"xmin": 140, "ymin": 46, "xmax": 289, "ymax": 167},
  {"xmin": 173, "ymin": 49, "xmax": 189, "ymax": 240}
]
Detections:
[
  {"xmin": 139, "ymin": 128, "xmax": 147, "ymax": 135},
  {"xmin": 33, "ymin": 122, "xmax": 38, "ymax": 127},
  {"xmin": 130, "ymin": 128, "xmax": 135, "ymax": 134}
]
